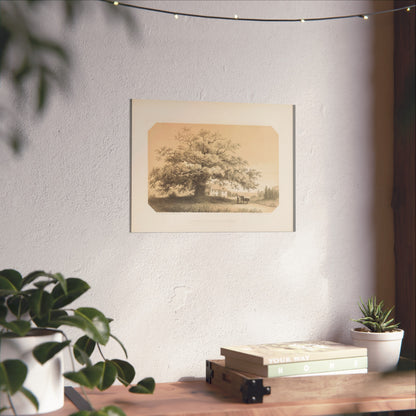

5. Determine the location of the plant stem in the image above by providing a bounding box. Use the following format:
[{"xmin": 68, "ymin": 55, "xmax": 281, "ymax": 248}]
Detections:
[
  {"xmin": 97, "ymin": 343, "xmax": 106, "ymax": 361},
  {"xmin": 7, "ymin": 393, "xmax": 17, "ymax": 416},
  {"xmin": 61, "ymin": 332, "xmax": 94, "ymax": 411}
]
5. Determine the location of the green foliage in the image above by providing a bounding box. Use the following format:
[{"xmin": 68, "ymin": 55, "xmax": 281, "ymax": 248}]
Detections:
[
  {"xmin": 69, "ymin": 405, "xmax": 127, "ymax": 416},
  {"xmin": 0, "ymin": 0, "xmax": 135, "ymax": 154},
  {"xmin": 353, "ymin": 296, "xmax": 400, "ymax": 333},
  {"xmin": 0, "ymin": 269, "xmax": 155, "ymax": 415}
]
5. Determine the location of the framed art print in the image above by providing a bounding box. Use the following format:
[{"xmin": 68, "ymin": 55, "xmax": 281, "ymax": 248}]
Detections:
[{"xmin": 131, "ymin": 100, "xmax": 294, "ymax": 232}]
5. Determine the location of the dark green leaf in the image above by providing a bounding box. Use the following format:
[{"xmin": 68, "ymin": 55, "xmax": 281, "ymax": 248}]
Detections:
[
  {"xmin": 7, "ymin": 295, "xmax": 29, "ymax": 317},
  {"xmin": 29, "ymin": 290, "xmax": 53, "ymax": 326},
  {"xmin": 128, "ymin": 377, "xmax": 155, "ymax": 394},
  {"xmin": 37, "ymin": 67, "xmax": 48, "ymax": 113},
  {"xmin": 74, "ymin": 335, "xmax": 96, "ymax": 365},
  {"xmin": 19, "ymin": 386, "xmax": 39, "ymax": 411},
  {"xmin": 47, "ymin": 309, "xmax": 68, "ymax": 328},
  {"xmin": 33, "ymin": 340, "xmax": 70, "ymax": 364},
  {"xmin": 64, "ymin": 366, "xmax": 102, "ymax": 389},
  {"xmin": 74, "ymin": 308, "xmax": 110, "ymax": 345},
  {"xmin": 0, "ymin": 319, "xmax": 31, "ymax": 336},
  {"xmin": 22, "ymin": 270, "xmax": 49, "ymax": 287},
  {"xmin": 0, "ymin": 270, "xmax": 22, "ymax": 291},
  {"xmin": 33, "ymin": 280, "xmax": 55, "ymax": 290},
  {"xmin": 68, "ymin": 412, "xmax": 91, "ymax": 416},
  {"xmin": 94, "ymin": 361, "xmax": 117, "ymax": 391},
  {"xmin": 110, "ymin": 359, "xmax": 135, "ymax": 386},
  {"xmin": 97, "ymin": 406, "xmax": 126, "ymax": 416},
  {"xmin": 51, "ymin": 278, "xmax": 90, "ymax": 309},
  {"xmin": 0, "ymin": 276, "xmax": 19, "ymax": 296},
  {"xmin": 12, "ymin": 57, "xmax": 33, "ymax": 85},
  {"xmin": 0, "ymin": 304, "xmax": 7, "ymax": 321},
  {"xmin": 69, "ymin": 407, "xmax": 126, "ymax": 416},
  {"xmin": 0, "ymin": 359, "xmax": 27, "ymax": 395}
]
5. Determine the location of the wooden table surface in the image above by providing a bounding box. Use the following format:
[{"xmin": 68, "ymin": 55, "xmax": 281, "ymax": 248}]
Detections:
[{"xmin": 51, "ymin": 371, "xmax": 416, "ymax": 416}]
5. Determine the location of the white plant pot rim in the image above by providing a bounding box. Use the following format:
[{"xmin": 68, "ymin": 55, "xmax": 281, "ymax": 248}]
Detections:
[{"xmin": 351, "ymin": 328, "xmax": 404, "ymax": 341}]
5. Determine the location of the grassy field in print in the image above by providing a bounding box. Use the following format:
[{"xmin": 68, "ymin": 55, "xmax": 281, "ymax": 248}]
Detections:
[{"xmin": 148, "ymin": 195, "xmax": 277, "ymax": 213}]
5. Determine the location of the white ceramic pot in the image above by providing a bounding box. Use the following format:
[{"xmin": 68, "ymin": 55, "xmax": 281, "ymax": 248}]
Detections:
[
  {"xmin": 0, "ymin": 329, "xmax": 64, "ymax": 415},
  {"xmin": 351, "ymin": 328, "xmax": 404, "ymax": 372}
]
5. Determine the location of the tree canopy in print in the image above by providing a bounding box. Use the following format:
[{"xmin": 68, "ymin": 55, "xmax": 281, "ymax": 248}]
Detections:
[{"xmin": 148, "ymin": 123, "xmax": 279, "ymax": 213}]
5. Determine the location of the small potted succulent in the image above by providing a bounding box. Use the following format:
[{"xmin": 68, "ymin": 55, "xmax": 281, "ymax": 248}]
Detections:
[
  {"xmin": 0, "ymin": 269, "xmax": 155, "ymax": 416},
  {"xmin": 351, "ymin": 296, "xmax": 404, "ymax": 372}
]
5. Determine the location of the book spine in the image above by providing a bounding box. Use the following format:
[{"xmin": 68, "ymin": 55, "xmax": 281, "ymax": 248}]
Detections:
[{"xmin": 267, "ymin": 356, "xmax": 368, "ymax": 377}]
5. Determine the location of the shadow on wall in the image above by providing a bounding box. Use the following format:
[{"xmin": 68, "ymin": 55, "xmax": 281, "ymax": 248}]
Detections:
[{"xmin": 371, "ymin": 4, "xmax": 395, "ymax": 308}]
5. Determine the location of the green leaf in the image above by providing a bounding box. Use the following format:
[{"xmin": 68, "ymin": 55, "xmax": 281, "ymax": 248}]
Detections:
[
  {"xmin": 97, "ymin": 406, "xmax": 127, "ymax": 416},
  {"xmin": 0, "ymin": 304, "xmax": 7, "ymax": 321},
  {"xmin": 7, "ymin": 295, "xmax": 30, "ymax": 317},
  {"xmin": 0, "ymin": 319, "xmax": 31, "ymax": 336},
  {"xmin": 69, "ymin": 407, "xmax": 126, "ymax": 416},
  {"xmin": 55, "ymin": 309, "xmax": 109, "ymax": 346},
  {"xmin": 128, "ymin": 377, "xmax": 155, "ymax": 394},
  {"xmin": 74, "ymin": 335, "xmax": 96, "ymax": 365},
  {"xmin": 94, "ymin": 361, "xmax": 117, "ymax": 391},
  {"xmin": 64, "ymin": 366, "xmax": 102, "ymax": 389},
  {"xmin": 23, "ymin": 271, "xmax": 68, "ymax": 294},
  {"xmin": 29, "ymin": 290, "xmax": 53, "ymax": 326},
  {"xmin": 110, "ymin": 359, "xmax": 135, "ymax": 386},
  {"xmin": 69, "ymin": 412, "xmax": 91, "ymax": 416},
  {"xmin": 19, "ymin": 386, "xmax": 39, "ymax": 411},
  {"xmin": 0, "ymin": 359, "xmax": 27, "ymax": 395},
  {"xmin": 74, "ymin": 308, "xmax": 110, "ymax": 345},
  {"xmin": 22, "ymin": 270, "xmax": 49, "ymax": 287},
  {"xmin": 0, "ymin": 270, "xmax": 22, "ymax": 291},
  {"xmin": 47, "ymin": 310, "xmax": 69, "ymax": 328},
  {"xmin": 37, "ymin": 67, "xmax": 48, "ymax": 113},
  {"xmin": 51, "ymin": 278, "xmax": 90, "ymax": 308},
  {"xmin": 0, "ymin": 276, "xmax": 19, "ymax": 296},
  {"xmin": 33, "ymin": 340, "xmax": 70, "ymax": 364}
]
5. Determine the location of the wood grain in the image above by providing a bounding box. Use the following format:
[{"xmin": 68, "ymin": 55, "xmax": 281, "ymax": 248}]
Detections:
[{"xmin": 50, "ymin": 366, "xmax": 415, "ymax": 416}]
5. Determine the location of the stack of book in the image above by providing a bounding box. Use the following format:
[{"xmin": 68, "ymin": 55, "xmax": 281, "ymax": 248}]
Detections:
[{"xmin": 220, "ymin": 340, "xmax": 368, "ymax": 378}]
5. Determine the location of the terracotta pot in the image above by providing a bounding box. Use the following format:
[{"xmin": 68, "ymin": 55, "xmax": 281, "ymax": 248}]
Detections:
[
  {"xmin": 0, "ymin": 329, "xmax": 64, "ymax": 415},
  {"xmin": 350, "ymin": 328, "xmax": 404, "ymax": 372}
]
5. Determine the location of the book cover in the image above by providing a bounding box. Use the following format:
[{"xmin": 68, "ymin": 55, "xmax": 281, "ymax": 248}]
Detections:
[
  {"xmin": 220, "ymin": 341, "xmax": 367, "ymax": 365},
  {"xmin": 225, "ymin": 355, "xmax": 368, "ymax": 377}
]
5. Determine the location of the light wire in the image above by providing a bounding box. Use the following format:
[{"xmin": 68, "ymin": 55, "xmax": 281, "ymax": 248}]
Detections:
[{"xmin": 100, "ymin": 1, "xmax": 415, "ymax": 23}]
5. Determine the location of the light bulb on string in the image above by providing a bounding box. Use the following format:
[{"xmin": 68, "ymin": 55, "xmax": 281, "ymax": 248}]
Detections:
[{"xmin": 100, "ymin": 1, "xmax": 416, "ymax": 24}]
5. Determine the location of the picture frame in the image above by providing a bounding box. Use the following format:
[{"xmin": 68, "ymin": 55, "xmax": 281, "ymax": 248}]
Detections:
[{"xmin": 131, "ymin": 100, "xmax": 295, "ymax": 232}]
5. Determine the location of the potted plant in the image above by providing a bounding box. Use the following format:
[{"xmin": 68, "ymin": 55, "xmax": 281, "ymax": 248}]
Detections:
[
  {"xmin": 351, "ymin": 296, "xmax": 404, "ymax": 372},
  {"xmin": 0, "ymin": 269, "xmax": 155, "ymax": 416}
]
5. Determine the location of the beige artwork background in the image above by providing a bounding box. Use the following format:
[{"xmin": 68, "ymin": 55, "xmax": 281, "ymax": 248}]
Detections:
[
  {"xmin": 131, "ymin": 100, "xmax": 294, "ymax": 232},
  {"xmin": 148, "ymin": 123, "xmax": 279, "ymax": 193}
]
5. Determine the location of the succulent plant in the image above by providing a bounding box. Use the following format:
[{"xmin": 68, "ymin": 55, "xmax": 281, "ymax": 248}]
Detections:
[{"xmin": 353, "ymin": 296, "xmax": 400, "ymax": 333}]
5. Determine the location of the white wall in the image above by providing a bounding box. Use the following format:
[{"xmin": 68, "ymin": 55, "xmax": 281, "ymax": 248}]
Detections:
[{"xmin": 0, "ymin": 1, "xmax": 394, "ymax": 382}]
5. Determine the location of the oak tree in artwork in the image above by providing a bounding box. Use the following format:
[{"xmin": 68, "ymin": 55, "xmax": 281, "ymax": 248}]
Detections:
[{"xmin": 149, "ymin": 128, "xmax": 261, "ymax": 197}]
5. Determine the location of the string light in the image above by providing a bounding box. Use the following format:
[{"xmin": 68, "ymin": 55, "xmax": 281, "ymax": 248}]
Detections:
[{"xmin": 100, "ymin": 0, "xmax": 415, "ymax": 23}]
